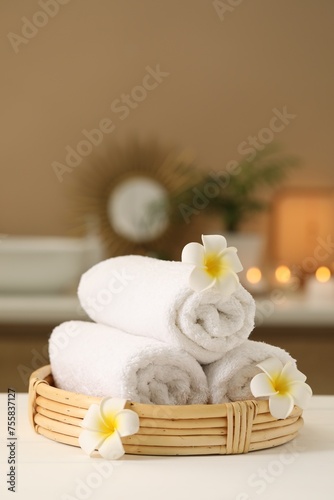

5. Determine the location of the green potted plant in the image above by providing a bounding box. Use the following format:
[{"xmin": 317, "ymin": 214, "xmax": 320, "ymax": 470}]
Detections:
[
  {"xmin": 203, "ymin": 144, "xmax": 299, "ymax": 273},
  {"xmin": 205, "ymin": 144, "xmax": 298, "ymax": 231},
  {"xmin": 172, "ymin": 144, "xmax": 299, "ymax": 273}
]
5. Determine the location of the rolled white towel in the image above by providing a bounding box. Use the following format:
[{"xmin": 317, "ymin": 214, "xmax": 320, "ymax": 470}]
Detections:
[
  {"xmin": 78, "ymin": 255, "xmax": 255, "ymax": 364},
  {"xmin": 49, "ymin": 321, "xmax": 208, "ymax": 405},
  {"xmin": 204, "ymin": 340, "xmax": 295, "ymax": 403}
]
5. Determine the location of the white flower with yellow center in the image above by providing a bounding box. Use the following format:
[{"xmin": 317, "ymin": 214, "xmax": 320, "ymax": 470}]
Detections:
[
  {"xmin": 181, "ymin": 234, "xmax": 243, "ymax": 295},
  {"xmin": 79, "ymin": 397, "xmax": 139, "ymax": 459},
  {"xmin": 250, "ymin": 357, "xmax": 312, "ymax": 419}
]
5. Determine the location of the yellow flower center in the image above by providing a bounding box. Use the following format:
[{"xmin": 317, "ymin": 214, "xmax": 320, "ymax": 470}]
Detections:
[
  {"xmin": 273, "ymin": 374, "xmax": 290, "ymax": 395},
  {"xmin": 203, "ymin": 253, "xmax": 226, "ymax": 278},
  {"xmin": 100, "ymin": 413, "xmax": 116, "ymax": 434},
  {"xmin": 107, "ymin": 422, "xmax": 115, "ymax": 433}
]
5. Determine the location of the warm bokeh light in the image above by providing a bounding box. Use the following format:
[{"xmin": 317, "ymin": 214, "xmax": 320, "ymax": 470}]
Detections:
[
  {"xmin": 275, "ymin": 265, "xmax": 291, "ymax": 284},
  {"xmin": 315, "ymin": 266, "xmax": 331, "ymax": 283},
  {"xmin": 246, "ymin": 267, "xmax": 262, "ymax": 284}
]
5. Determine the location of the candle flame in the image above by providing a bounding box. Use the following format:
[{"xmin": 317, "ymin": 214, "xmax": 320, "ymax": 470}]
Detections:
[
  {"xmin": 275, "ymin": 265, "xmax": 291, "ymax": 284},
  {"xmin": 315, "ymin": 266, "xmax": 331, "ymax": 283},
  {"xmin": 246, "ymin": 267, "xmax": 262, "ymax": 284}
]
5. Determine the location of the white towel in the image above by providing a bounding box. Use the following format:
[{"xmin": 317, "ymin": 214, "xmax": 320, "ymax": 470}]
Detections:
[
  {"xmin": 78, "ymin": 255, "xmax": 255, "ymax": 364},
  {"xmin": 49, "ymin": 321, "xmax": 209, "ymax": 405},
  {"xmin": 204, "ymin": 340, "xmax": 295, "ymax": 403}
]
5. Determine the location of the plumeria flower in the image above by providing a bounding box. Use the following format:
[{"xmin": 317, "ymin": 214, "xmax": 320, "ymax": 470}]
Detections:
[
  {"xmin": 250, "ymin": 357, "xmax": 312, "ymax": 419},
  {"xmin": 79, "ymin": 397, "xmax": 139, "ymax": 459},
  {"xmin": 181, "ymin": 234, "xmax": 243, "ymax": 295}
]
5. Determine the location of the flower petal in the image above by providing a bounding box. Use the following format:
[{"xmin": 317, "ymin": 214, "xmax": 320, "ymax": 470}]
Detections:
[
  {"xmin": 250, "ymin": 373, "xmax": 277, "ymax": 398},
  {"xmin": 98, "ymin": 431, "xmax": 125, "ymax": 460},
  {"xmin": 79, "ymin": 429, "xmax": 106, "ymax": 455},
  {"xmin": 222, "ymin": 248, "xmax": 243, "ymax": 273},
  {"xmin": 280, "ymin": 362, "xmax": 307, "ymax": 383},
  {"xmin": 114, "ymin": 409, "xmax": 140, "ymax": 437},
  {"xmin": 100, "ymin": 398, "xmax": 127, "ymax": 427},
  {"xmin": 215, "ymin": 271, "xmax": 239, "ymax": 297},
  {"xmin": 269, "ymin": 393, "xmax": 295, "ymax": 419},
  {"xmin": 81, "ymin": 404, "xmax": 109, "ymax": 433},
  {"xmin": 257, "ymin": 357, "xmax": 284, "ymax": 383},
  {"xmin": 189, "ymin": 266, "xmax": 215, "ymax": 292},
  {"xmin": 202, "ymin": 234, "xmax": 227, "ymax": 254},
  {"xmin": 181, "ymin": 242, "xmax": 205, "ymax": 265},
  {"xmin": 289, "ymin": 381, "xmax": 313, "ymax": 409}
]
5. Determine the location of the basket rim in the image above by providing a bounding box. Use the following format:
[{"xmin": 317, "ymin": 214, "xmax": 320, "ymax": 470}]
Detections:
[{"xmin": 29, "ymin": 364, "xmax": 273, "ymax": 414}]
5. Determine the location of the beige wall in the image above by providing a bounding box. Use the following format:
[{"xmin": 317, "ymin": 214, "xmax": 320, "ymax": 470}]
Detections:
[{"xmin": 1, "ymin": 0, "xmax": 334, "ymax": 236}]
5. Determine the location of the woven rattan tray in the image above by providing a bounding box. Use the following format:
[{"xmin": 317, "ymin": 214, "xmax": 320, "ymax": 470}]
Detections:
[{"xmin": 28, "ymin": 365, "xmax": 303, "ymax": 456}]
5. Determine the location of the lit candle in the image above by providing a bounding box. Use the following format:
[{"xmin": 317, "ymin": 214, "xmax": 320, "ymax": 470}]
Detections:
[
  {"xmin": 274, "ymin": 264, "xmax": 299, "ymax": 292},
  {"xmin": 275, "ymin": 265, "xmax": 292, "ymax": 285},
  {"xmin": 246, "ymin": 267, "xmax": 267, "ymax": 294},
  {"xmin": 306, "ymin": 266, "xmax": 334, "ymax": 300},
  {"xmin": 316, "ymin": 266, "xmax": 331, "ymax": 283}
]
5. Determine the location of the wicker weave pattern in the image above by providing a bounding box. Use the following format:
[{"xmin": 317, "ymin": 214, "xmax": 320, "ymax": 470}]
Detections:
[
  {"xmin": 225, "ymin": 401, "xmax": 257, "ymax": 454},
  {"xmin": 28, "ymin": 366, "xmax": 303, "ymax": 456}
]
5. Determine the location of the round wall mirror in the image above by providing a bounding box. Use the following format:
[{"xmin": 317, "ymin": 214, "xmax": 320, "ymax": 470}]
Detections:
[
  {"xmin": 107, "ymin": 176, "xmax": 169, "ymax": 243},
  {"xmin": 73, "ymin": 140, "xmax": 199, "ymax": 257}
]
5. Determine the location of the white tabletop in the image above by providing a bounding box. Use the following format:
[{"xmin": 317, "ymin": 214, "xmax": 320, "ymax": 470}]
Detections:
[{"xmin": 0, "ymin": 394, "xmax": 333, "ymax": 500}]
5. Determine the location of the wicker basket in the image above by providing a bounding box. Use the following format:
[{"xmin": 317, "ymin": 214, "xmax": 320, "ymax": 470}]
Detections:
[{"xmin": 28, "ymin": 365, "xmax": 303, "ymax": 456}]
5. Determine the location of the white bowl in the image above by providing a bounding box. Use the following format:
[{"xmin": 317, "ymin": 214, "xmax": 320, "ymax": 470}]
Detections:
[{"xmin": 0, "ymin": 236, "xmax": 103, "ymax": 294}]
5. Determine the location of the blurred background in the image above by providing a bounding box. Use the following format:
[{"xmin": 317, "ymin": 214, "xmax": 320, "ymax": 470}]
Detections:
[{"xmin": 1, "ymin": 0, "xmax": 333, "ymax": 393}]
